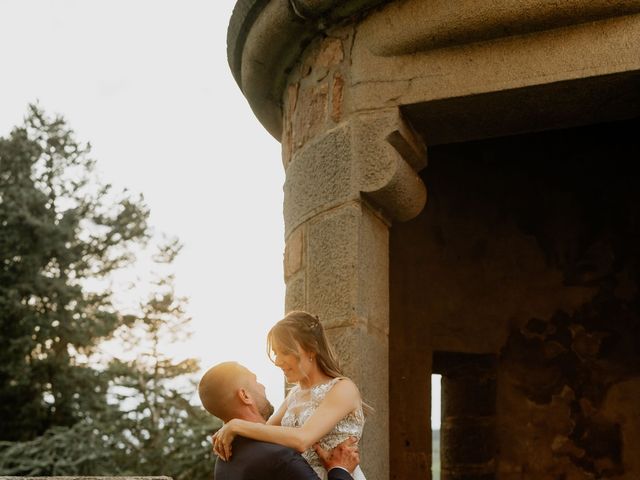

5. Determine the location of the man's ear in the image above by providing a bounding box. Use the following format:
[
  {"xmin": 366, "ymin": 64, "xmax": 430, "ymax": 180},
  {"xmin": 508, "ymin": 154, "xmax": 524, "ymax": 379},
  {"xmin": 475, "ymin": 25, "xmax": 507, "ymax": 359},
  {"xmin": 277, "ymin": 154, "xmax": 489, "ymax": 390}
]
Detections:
[{"xmin": 237, "ymin": 387, "xmax": 252, "ymax": 405}]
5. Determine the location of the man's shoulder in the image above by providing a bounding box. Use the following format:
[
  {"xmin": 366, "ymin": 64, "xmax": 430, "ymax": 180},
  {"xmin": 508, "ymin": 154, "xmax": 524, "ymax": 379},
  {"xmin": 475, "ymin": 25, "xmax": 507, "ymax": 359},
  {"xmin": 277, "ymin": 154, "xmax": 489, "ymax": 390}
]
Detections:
[
  {"xmin": 214, "ymin": 436, "xmax": 302, "ymax": 478},
  {"xmin": 234, "ymin": 436, "xmax": 298, "ymax": 455}
]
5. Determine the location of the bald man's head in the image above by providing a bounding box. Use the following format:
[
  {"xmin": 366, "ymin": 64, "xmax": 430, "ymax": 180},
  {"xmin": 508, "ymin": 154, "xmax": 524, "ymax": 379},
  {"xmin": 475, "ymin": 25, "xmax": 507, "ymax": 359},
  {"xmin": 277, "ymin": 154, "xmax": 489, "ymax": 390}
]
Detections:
[{"xmin": 198, "ymin": 362, "xmax": 274, "ymax": 422}]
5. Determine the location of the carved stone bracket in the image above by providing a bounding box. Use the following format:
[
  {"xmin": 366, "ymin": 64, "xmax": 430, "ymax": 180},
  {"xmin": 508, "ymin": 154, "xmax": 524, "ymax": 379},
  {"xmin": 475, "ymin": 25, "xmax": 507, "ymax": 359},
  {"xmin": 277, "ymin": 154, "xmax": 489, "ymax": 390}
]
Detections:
[{"xmin": 351, "ymin": 109, "xmax": 427, "ymax": 222}]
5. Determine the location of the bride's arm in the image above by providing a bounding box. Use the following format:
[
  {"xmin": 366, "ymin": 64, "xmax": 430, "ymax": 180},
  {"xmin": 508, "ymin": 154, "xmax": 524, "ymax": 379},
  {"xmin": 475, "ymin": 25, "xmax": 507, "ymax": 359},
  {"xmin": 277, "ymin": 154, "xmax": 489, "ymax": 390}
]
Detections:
[{"xmin": 214, "ymin": 379, "xmax": 360, "ymax": 460}]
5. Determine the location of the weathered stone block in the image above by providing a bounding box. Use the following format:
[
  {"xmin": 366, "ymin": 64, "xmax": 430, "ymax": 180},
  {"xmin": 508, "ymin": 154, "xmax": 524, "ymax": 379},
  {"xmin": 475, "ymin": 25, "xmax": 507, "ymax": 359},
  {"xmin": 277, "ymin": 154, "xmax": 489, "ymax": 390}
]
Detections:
[
  {"xmin": 284, "ymin": 125, "xmax": 355, "ymax": 235},
  {"xmin": 306, "ymin": 204, "xmax": 359, "ymax": 328},
  {"xmin": 315, "ymin": 37, "xmax": 344, "ymax": 70},
  {"xmin": 285, "ymin": 270, "xmax": 306, "ymax": 313},
  {"xmin": 331, "ymin": 73, "xmax": 344, "ymax": 123},
  {"xmin": 355, "ymin": 205, "xmax": 389, "ymax": 335},
  {"xmin": 284, "ymin": 225, "xmax": 305, "ymax": 280},
  {"xmin": 325, "ymin": 324, "xmax": 389, "ymax": 480},
  {"xmin": 304, "ymin": 202, "xmax": 390, "ymax": 333}
]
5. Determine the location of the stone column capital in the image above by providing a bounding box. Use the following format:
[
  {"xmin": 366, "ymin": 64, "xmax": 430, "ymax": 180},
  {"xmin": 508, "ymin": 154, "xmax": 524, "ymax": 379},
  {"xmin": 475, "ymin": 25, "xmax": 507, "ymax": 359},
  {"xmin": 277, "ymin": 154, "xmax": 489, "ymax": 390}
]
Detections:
[{"xmin": 284, "ymin": 108, "xmax": 427, "ymax": 236}]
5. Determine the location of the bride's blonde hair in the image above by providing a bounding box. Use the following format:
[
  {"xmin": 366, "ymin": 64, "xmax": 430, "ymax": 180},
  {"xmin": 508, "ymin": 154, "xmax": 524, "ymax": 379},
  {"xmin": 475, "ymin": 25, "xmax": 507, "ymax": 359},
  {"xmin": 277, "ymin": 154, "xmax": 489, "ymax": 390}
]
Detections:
[
  {"xmin": 267, "ymin": 310, "xmax": 343, "ymax": 379},
  {"xmin": 268, "ymin": 310, "xmax": 374, "ymax": 415}
]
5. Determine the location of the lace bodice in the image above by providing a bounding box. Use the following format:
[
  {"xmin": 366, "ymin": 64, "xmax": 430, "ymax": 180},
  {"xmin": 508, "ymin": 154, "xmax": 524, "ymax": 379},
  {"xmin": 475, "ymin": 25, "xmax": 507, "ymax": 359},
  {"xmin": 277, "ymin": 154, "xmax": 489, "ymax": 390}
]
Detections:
[{"xmin": 281, "ymin": 377, "xmax": 365, "ymax": 475}]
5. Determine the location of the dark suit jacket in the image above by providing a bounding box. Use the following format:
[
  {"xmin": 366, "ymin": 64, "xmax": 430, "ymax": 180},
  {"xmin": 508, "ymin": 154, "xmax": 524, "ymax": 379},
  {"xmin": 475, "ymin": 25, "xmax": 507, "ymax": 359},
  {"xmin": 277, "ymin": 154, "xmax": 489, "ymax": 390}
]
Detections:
[{"xmin": 214, "ymin": 436, "xmax": 353, "ymax": 480}]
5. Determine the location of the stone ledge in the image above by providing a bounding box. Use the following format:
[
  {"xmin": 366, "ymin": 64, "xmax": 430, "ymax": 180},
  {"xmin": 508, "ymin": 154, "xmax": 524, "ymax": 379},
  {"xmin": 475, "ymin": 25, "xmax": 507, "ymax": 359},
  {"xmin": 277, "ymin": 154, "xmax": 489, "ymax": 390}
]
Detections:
[
  {"xmin": 361, "ymin": 0, "xmax": 640, "ymax": 56},
  {"xmin": 0, "ymin": 477, "xmax": 172, "ymax": 480}
]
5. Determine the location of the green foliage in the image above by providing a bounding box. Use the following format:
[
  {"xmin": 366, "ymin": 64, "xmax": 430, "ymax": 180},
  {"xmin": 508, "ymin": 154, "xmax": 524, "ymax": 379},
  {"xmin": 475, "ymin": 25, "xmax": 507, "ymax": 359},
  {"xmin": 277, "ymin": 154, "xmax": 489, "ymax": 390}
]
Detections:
[
  {"xmin": 0, "ymin": 421, "xmax": 122, "ymax": 475},
  {"xmin": 0, "ymin": 408, "xmax": 219, "ymax": 478},
  {"xmin": 100, "ymin": 239, "xmax": 221, "ymax": 479},
  {"xmin": 0, "ymin": 106, "xmax": 220, "ymax": 479},
  {"xmin": 0, "ymin": 105, "xmax": 150, "ymax": 439}
]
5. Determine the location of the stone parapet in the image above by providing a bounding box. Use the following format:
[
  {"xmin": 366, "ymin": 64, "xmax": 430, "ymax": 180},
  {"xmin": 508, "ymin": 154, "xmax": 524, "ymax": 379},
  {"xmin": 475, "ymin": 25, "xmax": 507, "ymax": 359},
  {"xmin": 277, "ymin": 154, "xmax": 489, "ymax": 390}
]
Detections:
[
  {"xmin": 0, "ymin": 478, "xmax": 171, "ymax": 480},
  {"xmin": 352, "ymin": 11, "xmax": 640, "ymax": 123},
  {"xmin": 228, "ymin": 0, "xmax": 640, "ymax": 142},
  {"xmin": 361, "ymin": 0, "xmax": 640, "ymax": 56}
]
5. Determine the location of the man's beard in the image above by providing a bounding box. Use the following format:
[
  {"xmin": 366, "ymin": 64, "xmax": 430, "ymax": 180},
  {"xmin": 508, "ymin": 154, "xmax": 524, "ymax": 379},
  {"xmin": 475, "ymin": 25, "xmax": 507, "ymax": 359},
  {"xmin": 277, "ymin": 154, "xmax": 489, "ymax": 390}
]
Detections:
[{"xmin": 259, "ymin": 400, "xmax": 275, "ymax": 421}]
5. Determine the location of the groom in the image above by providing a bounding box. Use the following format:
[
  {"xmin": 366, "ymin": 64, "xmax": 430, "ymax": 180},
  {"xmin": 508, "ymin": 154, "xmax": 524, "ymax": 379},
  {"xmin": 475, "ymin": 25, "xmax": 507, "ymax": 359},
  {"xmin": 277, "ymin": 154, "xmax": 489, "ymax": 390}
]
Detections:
[{"xmin": 199, "ymin": 362, "xmax": 358, "ymax": 480}]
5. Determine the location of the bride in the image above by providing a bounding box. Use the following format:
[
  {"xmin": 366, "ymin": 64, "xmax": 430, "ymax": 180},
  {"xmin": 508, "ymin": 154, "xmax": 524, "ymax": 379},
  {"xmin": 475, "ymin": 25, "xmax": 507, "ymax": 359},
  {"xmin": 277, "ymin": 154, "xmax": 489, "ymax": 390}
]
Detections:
[{"xmin": 212, "ymin": 311, "xmax": 367, "ymax": 480}]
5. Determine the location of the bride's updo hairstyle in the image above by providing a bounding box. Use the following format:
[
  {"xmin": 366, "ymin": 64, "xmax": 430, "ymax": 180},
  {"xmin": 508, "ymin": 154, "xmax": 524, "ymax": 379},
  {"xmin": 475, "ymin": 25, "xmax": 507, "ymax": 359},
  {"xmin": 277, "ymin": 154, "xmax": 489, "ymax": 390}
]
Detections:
[{"xmin": 267, "ymin": 310, "xmax": 343, "ymax": 378}]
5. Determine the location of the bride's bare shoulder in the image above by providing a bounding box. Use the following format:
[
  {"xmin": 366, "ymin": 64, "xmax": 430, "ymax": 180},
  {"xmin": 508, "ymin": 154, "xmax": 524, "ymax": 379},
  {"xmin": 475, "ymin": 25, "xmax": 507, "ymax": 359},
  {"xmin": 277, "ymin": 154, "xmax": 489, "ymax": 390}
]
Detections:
[{"xmin": 327, "ymin": 377, "xmax": 361, "ymax": 404}]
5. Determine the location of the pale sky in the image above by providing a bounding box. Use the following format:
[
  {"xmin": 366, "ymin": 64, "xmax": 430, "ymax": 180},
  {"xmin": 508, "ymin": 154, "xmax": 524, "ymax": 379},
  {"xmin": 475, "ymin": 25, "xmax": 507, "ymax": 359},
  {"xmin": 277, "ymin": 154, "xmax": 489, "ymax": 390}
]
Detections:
[
  {"xmin": 0, "ymin": 0, "xmax": 440, "ymax": 428},
  {"xmin": 0, "ymin": 0, "xmax": 286, "ymax": 405}
]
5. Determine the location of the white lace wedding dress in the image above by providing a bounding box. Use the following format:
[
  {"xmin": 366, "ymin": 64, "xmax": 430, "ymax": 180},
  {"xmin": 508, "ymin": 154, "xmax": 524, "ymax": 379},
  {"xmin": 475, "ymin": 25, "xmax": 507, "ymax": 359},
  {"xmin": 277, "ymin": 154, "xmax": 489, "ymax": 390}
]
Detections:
[{"xmin": 281, "ymin": 377, "xmax": 367, "ymax": 480}]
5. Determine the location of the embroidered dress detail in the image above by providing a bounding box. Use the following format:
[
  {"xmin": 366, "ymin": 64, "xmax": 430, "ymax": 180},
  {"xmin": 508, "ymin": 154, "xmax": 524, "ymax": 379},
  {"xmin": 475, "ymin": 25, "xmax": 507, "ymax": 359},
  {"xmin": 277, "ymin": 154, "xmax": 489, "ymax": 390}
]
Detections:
[{"xmin": 281, "ymin": 378, "xmax": 366, "ymax": 480}]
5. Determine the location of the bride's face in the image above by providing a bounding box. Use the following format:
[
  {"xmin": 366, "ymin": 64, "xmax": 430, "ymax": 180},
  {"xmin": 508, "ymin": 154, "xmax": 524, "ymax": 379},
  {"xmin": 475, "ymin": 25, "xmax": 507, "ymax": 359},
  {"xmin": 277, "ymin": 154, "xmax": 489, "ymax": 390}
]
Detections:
[{"xmin": 273, "ymin": 341, "xmax": 313, "ymax": 384}]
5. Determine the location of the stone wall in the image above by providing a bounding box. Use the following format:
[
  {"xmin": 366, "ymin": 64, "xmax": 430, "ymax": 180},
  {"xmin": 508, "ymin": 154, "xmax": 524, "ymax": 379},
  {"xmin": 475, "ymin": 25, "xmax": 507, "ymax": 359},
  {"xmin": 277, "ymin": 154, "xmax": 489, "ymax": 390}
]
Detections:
[
  {"xmin": 391, "ymin": 118, "xmax": 640, "ymax": 479},
  {"xmin": 228, "ymin": 1, "xmax": 640, "ymax": 478}
]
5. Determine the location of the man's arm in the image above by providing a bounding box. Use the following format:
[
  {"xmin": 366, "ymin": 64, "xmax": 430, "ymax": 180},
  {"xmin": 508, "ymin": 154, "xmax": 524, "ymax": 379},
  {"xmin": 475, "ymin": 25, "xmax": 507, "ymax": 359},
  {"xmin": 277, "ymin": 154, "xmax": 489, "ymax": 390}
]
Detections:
[
  {"xmin": 316, "ymin": 437, "xmax": 359, "ymax": 480},
  {"xmin": 276, "ymin": 449, "xmax": 328, "ymax": 480},
  {"xmin": 327, "ymin": 467, "xmax": 354, "ymax": 480},
  {"xmin": 275, "ymin": 446, "xmax": 355, "ymax": 480}
]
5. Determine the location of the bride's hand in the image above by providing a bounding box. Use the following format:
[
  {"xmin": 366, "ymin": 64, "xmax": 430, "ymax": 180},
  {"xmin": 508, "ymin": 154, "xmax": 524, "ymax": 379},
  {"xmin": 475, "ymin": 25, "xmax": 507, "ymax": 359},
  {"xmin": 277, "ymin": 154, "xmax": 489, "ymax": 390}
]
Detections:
[{"xmin": 212, "ymin": 419, "xmax": 238, "ymax": 461}]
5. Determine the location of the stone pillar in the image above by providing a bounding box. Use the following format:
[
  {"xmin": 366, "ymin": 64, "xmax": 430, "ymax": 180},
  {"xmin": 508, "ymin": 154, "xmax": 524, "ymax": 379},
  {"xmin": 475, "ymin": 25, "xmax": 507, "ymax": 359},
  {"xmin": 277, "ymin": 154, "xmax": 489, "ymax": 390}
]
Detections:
[
  {"xmin": 437, "ymin": 353, "xmax": 497, "ymax": 480},
  {"xmin": 389, "ymin": 270, "xmax": 433, "ymax": 480},
  {"xmin": 283, "ymin": 108, "xmax": 427, "ymax": 480}
]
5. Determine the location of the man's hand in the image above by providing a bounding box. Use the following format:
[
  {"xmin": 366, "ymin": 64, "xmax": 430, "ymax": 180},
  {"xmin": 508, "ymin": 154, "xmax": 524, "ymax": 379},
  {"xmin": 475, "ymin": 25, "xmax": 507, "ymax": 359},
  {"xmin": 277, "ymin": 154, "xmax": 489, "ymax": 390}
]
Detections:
[{"xmin": 314, "ymin": 436, "xmax": 359, "ymax": 473}]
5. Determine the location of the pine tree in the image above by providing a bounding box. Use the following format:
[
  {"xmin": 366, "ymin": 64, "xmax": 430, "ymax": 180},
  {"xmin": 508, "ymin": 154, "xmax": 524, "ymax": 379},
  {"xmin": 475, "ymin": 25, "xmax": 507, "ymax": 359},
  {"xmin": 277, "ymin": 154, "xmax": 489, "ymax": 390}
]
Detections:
[
  {"xmin": 103, "ymin": 239, "xmax": 219, "ymax": 479},
  {"xmin": 0, "ymin": 105, "xmax": 149, "ymax": 440},
  {"xmin": 0, "ymin": 240, "xmax": 219, "ymax": 478},
  {"xmin": 0, "ymin": 108, "xmax": 219, "ymax": 479}
]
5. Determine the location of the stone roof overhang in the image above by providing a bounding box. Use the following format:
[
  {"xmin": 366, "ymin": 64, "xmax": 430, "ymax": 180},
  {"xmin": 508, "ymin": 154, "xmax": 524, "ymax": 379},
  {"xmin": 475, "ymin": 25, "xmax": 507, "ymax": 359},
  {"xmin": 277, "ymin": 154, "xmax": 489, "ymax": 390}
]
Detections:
[
  {"xmin": 228, "ymin": 0, "xmax": 640, "ymax": 143},
  {"xmin": 226, "ymin": 0, "xmax": 388, "ymax": 140}
]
